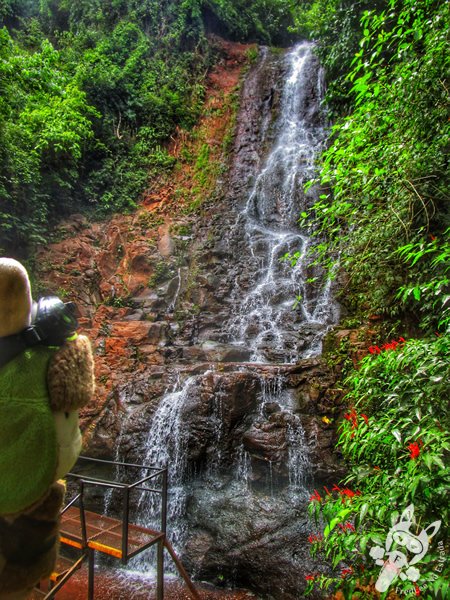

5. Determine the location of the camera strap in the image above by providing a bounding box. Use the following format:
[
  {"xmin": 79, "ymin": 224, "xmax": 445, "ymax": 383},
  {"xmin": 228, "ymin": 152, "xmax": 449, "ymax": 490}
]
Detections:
[{"xmin": 0, "ymin": 325, "xmax": 53, "ymax": 370}]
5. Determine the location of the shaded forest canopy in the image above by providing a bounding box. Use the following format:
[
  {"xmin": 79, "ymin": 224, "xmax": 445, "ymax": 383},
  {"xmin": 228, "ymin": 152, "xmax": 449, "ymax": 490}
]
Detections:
[{"xmin": 0, "ymin": 0, "xmax": 295, "ymax": 254}]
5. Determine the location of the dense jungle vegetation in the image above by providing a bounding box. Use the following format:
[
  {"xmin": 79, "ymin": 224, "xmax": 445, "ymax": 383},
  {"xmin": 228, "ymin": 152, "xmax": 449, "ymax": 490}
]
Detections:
[
  {"xmin": 293, "ymin": 1, "xmax": 449, "ymax": 598},
  {"xmin": 0, "ymin": 0, "xmax": 294, "ymax": 254},
  {"xmin": 0, "ymin": 1, "xmax": 448, "ymax": 598}
]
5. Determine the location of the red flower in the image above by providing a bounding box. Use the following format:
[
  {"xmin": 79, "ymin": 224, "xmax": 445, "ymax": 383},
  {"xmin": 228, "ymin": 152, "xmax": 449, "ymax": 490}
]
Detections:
[
  {"xmin": 338, "ymin": 522, "xmax": 355, "ymax": 532},
  {"xmin": 414, "ymin": 582, "xmax": 421, "ymax": 596},
  {"xmin": 344, "ymin": 407, "xmax": 358, "ymax": 430},
  {"xmin": 323, "ymin": 486, "xmax": 331, "ymax": 496},
  {"xmin": 408, "ymin": 441, "xmax": 421, "ymax": 460},
  {"xmin": 341, "ymin": 567, "xmax": 353, "ymax": 578},
  {"xmin": 305, "ymin": 575, "xmax": 315, "ymax": 581},
  {"xmin": 338, "ymin": 488, "xmax": 361, "ymax": 504},
  {"xmin": 361, "ymin": 413, "xmax": 369, "ymax": 425},
  {"xmin": 369, "ymin": 337, "xmax": 406, "ymax": 354},
  {"xmin": 309, "ymin": 489, "xmax": 322, "ymax": 503},
  {"xmin": 382, "ymin": 340, "xmax": 397, "ymax": 351}
]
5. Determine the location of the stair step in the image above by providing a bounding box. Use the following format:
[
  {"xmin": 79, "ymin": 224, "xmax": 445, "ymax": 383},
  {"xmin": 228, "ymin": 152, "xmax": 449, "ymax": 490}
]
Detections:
[
  {"xmin": 32, "ymin": 553, "xmax": 83, "ymax": 599},
  {"xmin": 51, "ymin": 554, "xmax": 79, "ymax": 581}
]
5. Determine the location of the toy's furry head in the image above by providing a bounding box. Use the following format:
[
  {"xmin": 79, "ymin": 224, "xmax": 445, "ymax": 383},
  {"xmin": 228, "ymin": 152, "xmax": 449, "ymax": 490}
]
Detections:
[{"xmin": 0, "ymin": 258, "xmax": 32, "ymax": 337}]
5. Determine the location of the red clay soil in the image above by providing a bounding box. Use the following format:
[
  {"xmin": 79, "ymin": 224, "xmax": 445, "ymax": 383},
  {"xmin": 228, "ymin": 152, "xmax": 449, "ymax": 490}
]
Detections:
[{"xmin": 35, "ymin": 36, "xmax": 255, "ymax": 439}]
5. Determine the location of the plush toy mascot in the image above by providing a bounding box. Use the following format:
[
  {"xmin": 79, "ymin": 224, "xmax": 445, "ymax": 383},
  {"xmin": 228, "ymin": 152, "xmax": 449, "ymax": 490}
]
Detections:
[{"xmin": 0, "ymin": 258, "xmax": 95, "ymax": 599}]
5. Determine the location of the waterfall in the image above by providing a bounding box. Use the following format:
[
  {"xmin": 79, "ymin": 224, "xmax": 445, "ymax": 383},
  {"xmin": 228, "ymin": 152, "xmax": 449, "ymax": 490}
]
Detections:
[
  {"xmin": 136, "ymin": 375, "xmax": 199, "ymax": 550},
  {"xmin": 228, "ymin": 42, "xmax": 338, "ymax": 363},
  {"xmin": 115, "ymin": 42, "xmax": 338, "ymax": 593}
]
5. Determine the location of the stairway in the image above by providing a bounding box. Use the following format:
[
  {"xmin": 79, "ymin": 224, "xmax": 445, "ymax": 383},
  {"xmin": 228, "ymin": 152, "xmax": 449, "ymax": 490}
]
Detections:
[{"xmin": 33, "ymin": 456, "xmax": 200, "ymax": 600}]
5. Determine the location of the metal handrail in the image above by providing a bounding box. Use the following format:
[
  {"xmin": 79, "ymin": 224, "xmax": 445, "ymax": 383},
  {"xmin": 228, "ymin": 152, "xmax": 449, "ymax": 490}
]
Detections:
[
  {"xmin": 40, "ymin": 552, "xmax": 87, "ymax": 599},
  {"xmin": 67, "ymin": 475, "xmax": 127, "ymax": 489},
  {"xmin": 76, "ymin": 455, "xmax": 165, "ymax": 472},
  {"xmin": 61, "ymin": 492, "xmax": 81, "ymax": 515},
  {"xmin": 58, "ymin": 456, "xmax": 199, "ymax": 600},
  {"xmin": 66, "ymin": 456, "xmax": 168, "ymax": 564}
]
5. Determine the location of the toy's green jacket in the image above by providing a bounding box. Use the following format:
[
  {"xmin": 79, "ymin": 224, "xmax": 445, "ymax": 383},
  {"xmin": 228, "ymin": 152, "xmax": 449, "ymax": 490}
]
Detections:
[{"xmin": 0, "ymin": 347, "xmax": 58, "ymax": 516}]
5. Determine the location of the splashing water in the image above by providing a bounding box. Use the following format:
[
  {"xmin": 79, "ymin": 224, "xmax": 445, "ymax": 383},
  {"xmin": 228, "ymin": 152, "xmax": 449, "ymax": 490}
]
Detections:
[{"xmin": 136, "ymin": 375, "xmax": 198, "ymax": 551}]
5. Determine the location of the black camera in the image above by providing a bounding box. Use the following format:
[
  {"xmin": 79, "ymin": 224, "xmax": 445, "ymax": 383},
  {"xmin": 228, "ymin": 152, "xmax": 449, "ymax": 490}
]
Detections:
[
  {"xmin": 29, "ymin": 296, "xmax": 79, "ymax": 346},
  {"xmin": 0, "ymin": 296, "xmax": 79, "ymax": 369}
]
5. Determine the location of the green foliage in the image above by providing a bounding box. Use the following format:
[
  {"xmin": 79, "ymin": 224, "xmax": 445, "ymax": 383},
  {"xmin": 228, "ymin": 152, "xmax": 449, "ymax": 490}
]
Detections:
[
  {"xmin": 0, "ymin": 29, "xmax": 97, "ymax": 251},
  {"xmin": 194, "ymin": 143, "xmax": 211, "ymax": 185},
  {"xmin": 308, "ymin": 335, "xmax": 450, "ymax": 598},
  {"xmin": 290, "ymin": 0, "xmax": 385, "ymax": 114},
  {"xmin": 2, "ymin": 0, "xmax": 298, "ymax": 255},
  {"xmin": 301, "ymin": 0, "xmax": 449, "ymax": 331},
  {"xmin": 0, "ymin": 1, "xmax": 210, "ymax": 251},
  {"xmin": 302, "ymin": 4, "xmax": 450, "ymax": 596},
  {"xmin": 397, "ymin": 230, "xmax": 450, "ymax": 331},
  {"xmin": 203, "ymin": 0, "xmax": 294, "ymax": 45}
]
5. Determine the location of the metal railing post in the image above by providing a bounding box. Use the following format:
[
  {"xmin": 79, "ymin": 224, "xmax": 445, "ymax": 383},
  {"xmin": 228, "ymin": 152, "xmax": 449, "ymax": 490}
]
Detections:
[
  {"xmin": 157, "ymin": 536, "xmax": 164, "ymax": 600},
  {"xmin": 161, "ymin": 469, "xmax": 168, "ymax": 535},
  {"xmin": 122, "ymin": 486, "xmax": 130, "ymax": 564},
  {"xmin": 157, "ymin": 468, "xmax": 168, "ymax": 600},
  {"xmin": 88, "ymin": 547, "xmax": 95, "ymax": 600},
  {"xmin": 79, "ymin": 480, "xmax": 87, "ymax": 547}
]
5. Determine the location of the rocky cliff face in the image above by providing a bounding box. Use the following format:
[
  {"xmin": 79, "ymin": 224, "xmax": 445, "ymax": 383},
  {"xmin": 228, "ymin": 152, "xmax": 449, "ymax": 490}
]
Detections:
[{"xmin": 36, "ymin": 40, "xmax": 344, "ymax": 599}]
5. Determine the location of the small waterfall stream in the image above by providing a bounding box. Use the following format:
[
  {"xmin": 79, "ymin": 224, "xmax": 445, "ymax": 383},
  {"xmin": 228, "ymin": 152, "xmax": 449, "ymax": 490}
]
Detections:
[
  {"xmin": 110, "ymin": 42, "xmax": 339, "ymax": 597},
  {"xmin": 228, "ymin": 42, "xmax": 337, "ymax": 363}
]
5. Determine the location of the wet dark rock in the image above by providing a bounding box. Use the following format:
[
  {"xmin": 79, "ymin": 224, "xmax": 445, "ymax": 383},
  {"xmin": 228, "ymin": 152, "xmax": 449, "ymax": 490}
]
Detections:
[
  {"xmin": 184, "ymin": 481, "xmax": 327, "ymax": 600},
  {"xmin": 242, "ymin": 421, "xmax": 287, "ymax": 463}
]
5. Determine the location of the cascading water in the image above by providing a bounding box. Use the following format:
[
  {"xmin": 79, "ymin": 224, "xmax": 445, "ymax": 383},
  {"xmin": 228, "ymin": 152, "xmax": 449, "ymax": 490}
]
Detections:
[
  {"xmin": 228, "ymin": 42, "xmax": 338, "ymax": 363},
  {"xmin": 135, "ymin": 375, "xmax": 201, "ymax": 551},
  {"xmin": 112, "ymin": 42, "xmax": 339, "ymax": 597}
]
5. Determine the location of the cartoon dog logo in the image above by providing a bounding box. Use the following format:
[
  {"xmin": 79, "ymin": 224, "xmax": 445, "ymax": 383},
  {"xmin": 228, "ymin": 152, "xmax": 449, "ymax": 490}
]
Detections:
[{"xmin": 369, "ymin": 504, "xmax": 441, "ymax": 592}]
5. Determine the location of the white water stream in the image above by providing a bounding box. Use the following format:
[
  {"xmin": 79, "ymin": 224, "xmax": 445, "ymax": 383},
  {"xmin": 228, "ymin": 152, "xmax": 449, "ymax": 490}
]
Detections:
[
  {"xmin": 114, "ymin": 43, "xmax": 338, "ymax": 574},
  {"xmin": 228, "ymin": 42, "xmax": 338, "ymax": 362}
]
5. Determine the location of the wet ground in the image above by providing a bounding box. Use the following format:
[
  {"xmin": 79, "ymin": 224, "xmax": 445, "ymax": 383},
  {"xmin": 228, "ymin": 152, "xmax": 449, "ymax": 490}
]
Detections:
[{"xmin": 46, "ymin": 564, "xmax": 258, "ymax": 600}]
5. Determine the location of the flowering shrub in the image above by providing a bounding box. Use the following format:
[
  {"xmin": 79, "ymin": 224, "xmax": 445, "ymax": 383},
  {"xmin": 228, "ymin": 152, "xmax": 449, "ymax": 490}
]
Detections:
[
  {"xmin": 368, "ymin": 337, "xmax": 405, "ymax": 354},
  {"xmin": 307, "ymin": 334, "xmax": 449, "ymax": 598}
]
